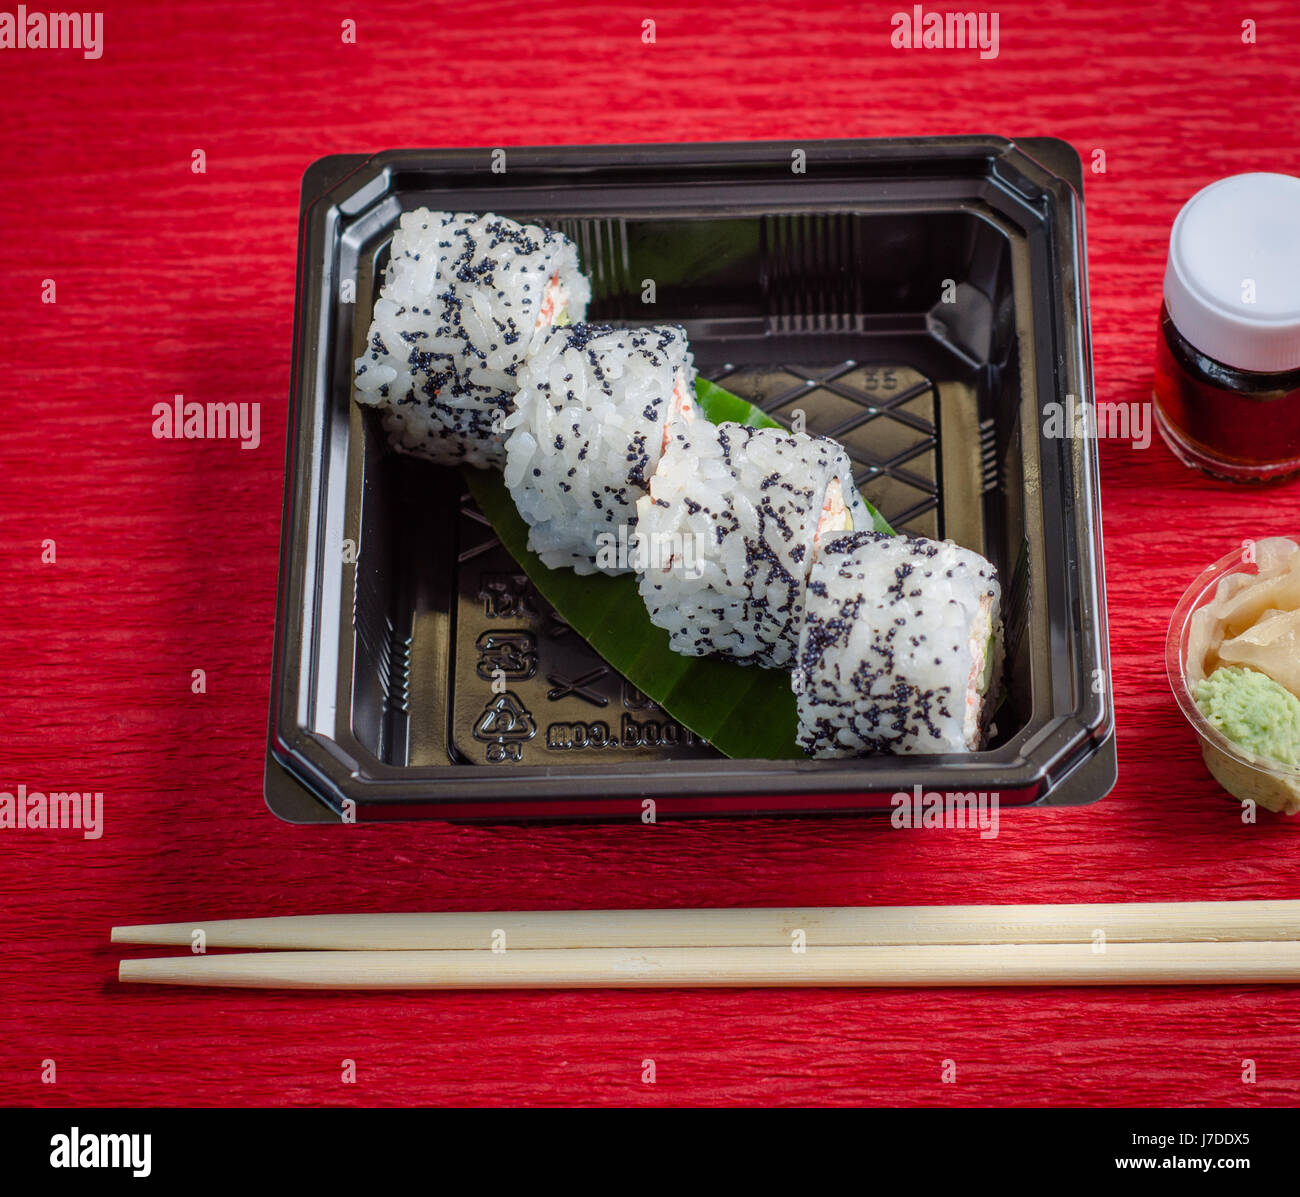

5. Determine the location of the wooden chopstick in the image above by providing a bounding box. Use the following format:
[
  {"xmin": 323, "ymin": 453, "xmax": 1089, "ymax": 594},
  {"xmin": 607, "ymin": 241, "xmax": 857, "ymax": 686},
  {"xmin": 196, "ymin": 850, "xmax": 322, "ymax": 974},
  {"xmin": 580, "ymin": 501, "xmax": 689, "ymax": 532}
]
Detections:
[
  {"xmin": 117, "ymin": 941, "xmax": 1300, "ymax": 989},
  {"xmin": 110, "ymin": 901, "xmax": 1300, "ymax": 951}
]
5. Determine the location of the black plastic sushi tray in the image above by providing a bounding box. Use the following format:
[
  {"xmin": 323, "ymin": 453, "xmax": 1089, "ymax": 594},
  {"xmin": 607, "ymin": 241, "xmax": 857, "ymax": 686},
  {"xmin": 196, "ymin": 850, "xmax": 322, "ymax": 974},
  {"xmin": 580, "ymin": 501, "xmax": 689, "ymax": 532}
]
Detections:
[{"xmin": 266, "ymin": 138, "xmax": 1115, "ymax": 823}]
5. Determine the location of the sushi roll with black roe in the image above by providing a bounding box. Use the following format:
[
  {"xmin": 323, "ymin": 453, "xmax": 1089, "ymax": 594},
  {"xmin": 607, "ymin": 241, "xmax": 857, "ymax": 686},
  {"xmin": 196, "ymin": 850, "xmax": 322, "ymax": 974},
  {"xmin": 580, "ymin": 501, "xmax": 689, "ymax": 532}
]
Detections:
[
  {"xmin": 793, "ymin": 531, "xmax": 1002, "ymax": 757},
  {"xmin": 353, "ymin": 209, "xmax": 591, "ymax": 467},
  {"xmin": 503, "ymin": 324, "xmax": 700, "ymax": 575},
  {"xmin": 635, "ymin": 420, "xmax": 868, "ymax": 669}
]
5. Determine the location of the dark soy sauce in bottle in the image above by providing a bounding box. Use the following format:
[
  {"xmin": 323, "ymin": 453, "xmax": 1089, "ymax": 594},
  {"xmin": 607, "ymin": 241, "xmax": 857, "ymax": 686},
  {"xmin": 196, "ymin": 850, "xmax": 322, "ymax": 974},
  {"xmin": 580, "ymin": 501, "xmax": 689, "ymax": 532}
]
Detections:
[{"xmin": 1153, "ymin": 173, "xmax": 1300, "ymax": 482}]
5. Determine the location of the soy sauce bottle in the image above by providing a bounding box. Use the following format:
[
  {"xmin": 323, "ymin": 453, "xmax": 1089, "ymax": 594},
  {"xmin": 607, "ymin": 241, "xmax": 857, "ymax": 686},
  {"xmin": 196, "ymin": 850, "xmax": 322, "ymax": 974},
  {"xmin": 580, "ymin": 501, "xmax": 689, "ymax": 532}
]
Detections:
[{"xmin": 1153, "ymin": 173, "xmax": 1300, "ymax": 482}]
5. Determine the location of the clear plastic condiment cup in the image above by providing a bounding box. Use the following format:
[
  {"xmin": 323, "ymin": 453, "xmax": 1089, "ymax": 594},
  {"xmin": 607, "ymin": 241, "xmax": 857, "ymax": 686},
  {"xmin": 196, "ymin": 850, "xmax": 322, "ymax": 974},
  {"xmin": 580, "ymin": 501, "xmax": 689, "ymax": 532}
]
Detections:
[{"xmin": 1166, "ymin": 539, "xmax": 1300, "ymax": 815}]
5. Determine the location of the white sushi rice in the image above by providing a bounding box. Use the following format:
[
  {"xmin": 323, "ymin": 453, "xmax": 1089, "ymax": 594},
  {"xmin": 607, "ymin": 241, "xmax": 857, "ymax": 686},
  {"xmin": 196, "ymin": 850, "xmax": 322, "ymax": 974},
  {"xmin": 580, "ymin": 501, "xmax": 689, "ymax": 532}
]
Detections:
[
  {"xmin": 353, "ymin": 209, "xmax": 591, "ymax": 468},
  {"xmin": 635, "ymin": 421, "xmax": 869, "ymax": 668},
  {"xmin": 503, "ymin": 324, "xmax": 699, "ymax": 575},
  {"xmin": 794, "ymin": 531, "xmax": 1002, "ymax": 757}
]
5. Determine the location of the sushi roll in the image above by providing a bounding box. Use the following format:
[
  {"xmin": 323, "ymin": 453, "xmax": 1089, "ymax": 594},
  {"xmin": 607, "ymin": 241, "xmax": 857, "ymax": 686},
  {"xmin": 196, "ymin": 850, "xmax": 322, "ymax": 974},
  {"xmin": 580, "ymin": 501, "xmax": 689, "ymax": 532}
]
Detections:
[
  {"xmin": 503, "ymin": 324, "xmax": 700, "ymax": 575},
  {"xmin": 635, "ymin": 421, "xmax": 869, "ymax": 668},
  {"xmin": 353, "ymin": 209, "xmax": 592, "ymax": 468},
  {"xmin": 793, "ymin": 531, "xmax": 1001, "ymax": 757}
]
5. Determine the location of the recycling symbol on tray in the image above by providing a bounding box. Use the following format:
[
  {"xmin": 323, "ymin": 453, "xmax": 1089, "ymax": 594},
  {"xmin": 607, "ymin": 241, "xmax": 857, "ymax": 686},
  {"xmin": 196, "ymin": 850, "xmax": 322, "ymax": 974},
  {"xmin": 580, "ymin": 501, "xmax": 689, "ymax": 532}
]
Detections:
[{"xmin": 473, "ymin": 690, "xmax": 537, "ymax": 751}]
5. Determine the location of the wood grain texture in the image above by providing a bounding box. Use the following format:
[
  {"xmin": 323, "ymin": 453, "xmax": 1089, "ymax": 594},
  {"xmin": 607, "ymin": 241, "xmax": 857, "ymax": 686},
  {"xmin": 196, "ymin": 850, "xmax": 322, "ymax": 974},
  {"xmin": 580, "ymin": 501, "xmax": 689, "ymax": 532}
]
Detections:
[{"xmin": 1, "ymin": 0, "xmax": 1299, "ymax": 1107}]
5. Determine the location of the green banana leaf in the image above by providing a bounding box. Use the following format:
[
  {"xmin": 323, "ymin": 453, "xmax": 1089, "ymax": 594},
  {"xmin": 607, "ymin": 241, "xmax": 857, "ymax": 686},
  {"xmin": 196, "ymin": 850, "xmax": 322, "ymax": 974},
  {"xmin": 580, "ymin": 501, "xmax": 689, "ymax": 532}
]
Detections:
[
  {"xmin": 691, "ymin": 377, "xmax": 787, "ymax": 430},
  {"xmin": 463, "ymin": 378, "xmax": 892, "ymax": 759}
]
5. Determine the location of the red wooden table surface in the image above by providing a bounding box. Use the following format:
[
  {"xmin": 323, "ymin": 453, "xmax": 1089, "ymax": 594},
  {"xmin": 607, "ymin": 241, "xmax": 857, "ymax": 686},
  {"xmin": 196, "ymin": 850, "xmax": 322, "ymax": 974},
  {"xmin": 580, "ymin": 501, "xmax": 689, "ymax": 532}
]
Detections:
[{"xmin": 2, "ymin": 0, "xmax": 1299, "ymax": 1107}]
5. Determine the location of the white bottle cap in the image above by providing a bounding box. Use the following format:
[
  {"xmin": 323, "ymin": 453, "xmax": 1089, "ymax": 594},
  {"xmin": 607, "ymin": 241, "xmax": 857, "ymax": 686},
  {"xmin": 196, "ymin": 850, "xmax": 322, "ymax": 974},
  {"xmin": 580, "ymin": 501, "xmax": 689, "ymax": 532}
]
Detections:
[{"xmin": 1163, "ymin": 172, "xmax": 1300, "ymax": 374}]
